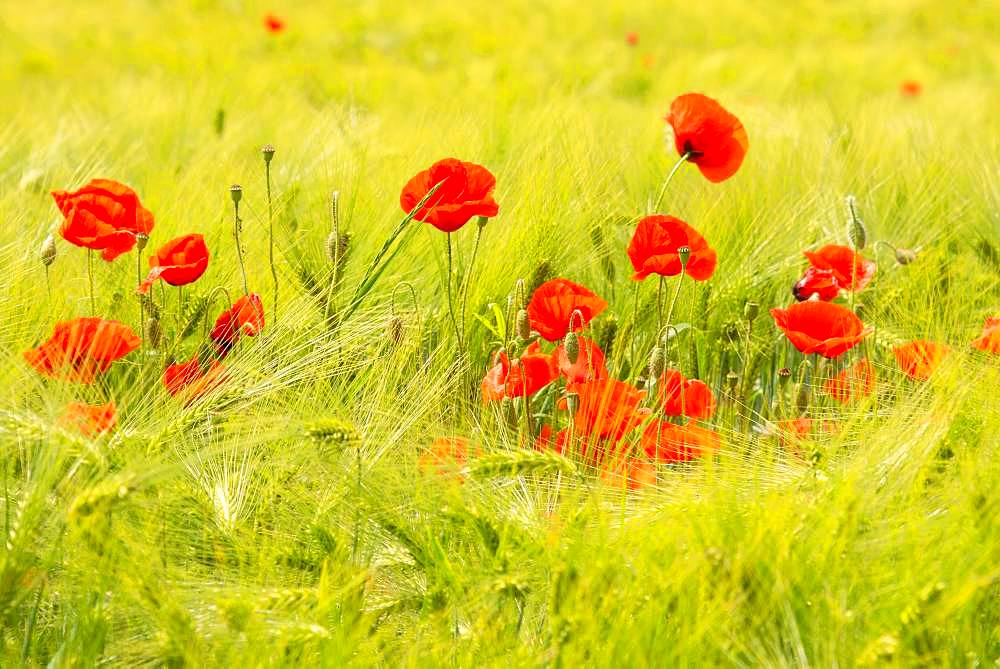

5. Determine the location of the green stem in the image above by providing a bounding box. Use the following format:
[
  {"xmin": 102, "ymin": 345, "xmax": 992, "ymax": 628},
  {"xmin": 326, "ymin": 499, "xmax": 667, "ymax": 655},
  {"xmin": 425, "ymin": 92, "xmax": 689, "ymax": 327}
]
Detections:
[
  {"xmin": 87, "ymin": 249, "xmax": 96, "ymax": 314},
  {"xmin": 651, "ymin": 151, "xmax": 692, "ymax": 213},
  {"xmin": 137, "ymin": 250, "xmax": 144, "ymax": 350},
  {"xmin": 266, "ymin": 161, "xmax": 278, "ymax": 322},
  {"xmin": 663, "ymin": 273, "xmax": 685, "ymax": 335},
  {"xmin": 445, "ymin": 233, "xmax": 463, "ymax": 355},
  {"xmin": 459, "ymin": 220, "xmax": 485, "ymax": 351},
  {"xmin": 233, "ymin": 199, "xmax": 249, "ymax": 296}
]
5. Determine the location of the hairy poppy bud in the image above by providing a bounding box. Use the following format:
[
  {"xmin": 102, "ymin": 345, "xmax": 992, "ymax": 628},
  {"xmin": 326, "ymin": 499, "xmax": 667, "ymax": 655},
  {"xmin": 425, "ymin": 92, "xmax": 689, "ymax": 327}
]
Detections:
[
  {"xmin": 144, "ymin": 316, "xmax": 164, "ymax": 350},
  {"xmin": 135, "ymin": 232, "xmax": 149, "ymax": 252},
  {"xmin": 563, "ymin": 331, "xmax": 580, "ymax": 365},
  {"xmin": 649, "ymin": 347, "xmax": 666, "ymax": 378},
  {"xmin": 677, "ymin": 245, "xmax": 692, "ymax": 269},
  {"xmin": 261, "ymin": 144, "xmax": 276, "ymax": 164},
  {"xmin": 40, "ymin": 234, "xmax": 57, "ymax": 266},
  {"xmin": 845, "ymin": 195, "xmax": 867, "ymax": 250},
  {"xmin": 516, "ymin": 309, "xmax": 531, "ymax": 342},
  {"xmin": 895, "ymin": 248, "xmax": 917, "ymax": 265},
  {"xmin": 229, "ymin": 184, "xmax": 243, "ymax": 204},
  {"xmin": 743, "ymin": 301, "xmax": 759, "ymax": 323},
  {"xmin": 388, "ymin": 315, "xmax": 405, "ymax": 345}
]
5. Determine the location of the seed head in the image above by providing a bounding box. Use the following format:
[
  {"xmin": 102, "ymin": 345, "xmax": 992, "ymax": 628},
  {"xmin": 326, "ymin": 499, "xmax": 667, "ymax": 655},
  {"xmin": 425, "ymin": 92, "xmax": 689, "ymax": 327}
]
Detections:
[
  {"xmin": 677, "ymin": 245, "xmax": 692, "ymax": 269},
  {"xmin": 777, "ymin": 367, "xmax": 792, "ymax": 386},
  {"xmin": 40, "ymin": 234, "xmax": 57, "ymax": 266},
  {"xmin": 563, "ymin": 331, "xmax": 580, "ymax": 365},
  {"xmin": 743, "ymin": 301, "xmax": 760, "ymax": 323},
  {"xmin": 261, "ymin": 144, "xmax": 276, "ymax": 164},
  {"xmin": 895, "ymin": 248, "xmax": 917, "ymax": 265},
  {"xmin": 325, "ymin": 230, "xmax": 350, "ymax": 267},
  {"xmin": 726, "ymin": 370, "xmax": 739, "ymax": 394},
  {"xmin": 135, "ymin": 232, "xmax": 149, "ymax": 252},
  {"xmin": 648, "ymin": 347, "xmax": 666, "ymax": 379},
  {"xmin": 229, "ymin": 184, "xmax": 243, "ymax": 204},
  {"xmin": 516, "ymin": 309, "xmax": 531, "ymax": 342}
]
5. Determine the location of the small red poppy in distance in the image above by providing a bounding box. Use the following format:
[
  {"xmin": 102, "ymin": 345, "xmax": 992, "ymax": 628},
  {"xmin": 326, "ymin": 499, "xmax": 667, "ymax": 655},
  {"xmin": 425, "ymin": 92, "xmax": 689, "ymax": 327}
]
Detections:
[
  {"xmin": 62, "ymin": 401, "xmax": 117, "ymax": 437},
  {"xmin": 163, "ymin": 356, "xmax": 227, "ymax": 401},
  {"xmin": 642, "ymin": 421, "xmax": 721, "ymax": 463},
  {"xmin": 971, "ymin": 317, "xmax": 1000, "ymax": 354},
  {"xmin": 399, "ymin": 158, "xmax": 499, "ymax": 233},
  {"xmin": 771, "ymin": 301, "xmax": 872, "ymax": 358},
  {"xmin": 554, "ymin": 336, "xmax": 608, "ymax": 384},
  {"xmin": 419, "ymin": 436, "xmax": 478, "ymax": 478},
  {"xmin": 793, "ymin": 267, "xmax": 840, "ymax": 302},
  {"xmin": 482, "ymin": 342, "xmax": 557, "ymax": 402},
  {"xmin": 24, "ymin": 317, "xmax": 141, "ymax": 383},
  {"xmin": 263, "ymin": 13, "xmax": 286, "ymax": 34},
  {"xmin": 625, "ymin": 32, "xmax": 639, "ymax": 46},
  {"xmin": 52, "ymin": 179, "xmax": 155, "ymax": 261},
  {"xmin": 893, "ymin": 340, "xmax": 950, "ymax": 381},
  {"xmin": 900, "ymin": 80, "xmax": 922, "ymax": 97},
  {"xmin": 526, "ymin": 278, "xmax": 608, "ymax": 342},
  {"xmin": 210, "ymin": 293, "xmax": 266, "ymax": 356},
  {"xmin": 628, "ymin": 216, "xmax": 717, "ymax": 282},
  {"xmin": 824, "ymin": 358, "xmax": 876, "ymax": 403},
  {"xmin": 666, "ymin": 93, "xmax": 749, "ymax": 183},
  {"xmin": 601, "ymin": 456, "xmax": 657, "ymax": 491},
  {"xmin": 803, "ymin": 245, "xmax": 876, "ymax": 292},
  {"xmin": 563, "ymin": 378, "xmax": 646, "ymax": 445},
  {"xmin": 138, "ymin": 234, "xmax": 210, "ymax": 294},
  {"xmin": 657, "ymin": 369, "xmax": 717, "ymax": 419}
]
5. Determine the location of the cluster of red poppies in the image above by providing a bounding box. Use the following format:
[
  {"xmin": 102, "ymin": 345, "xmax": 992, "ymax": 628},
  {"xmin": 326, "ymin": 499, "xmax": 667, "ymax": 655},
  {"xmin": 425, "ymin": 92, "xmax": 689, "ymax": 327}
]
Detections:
[{"xmin": 25, "ymin": 180, "xmax": 266, "ymax": 434}]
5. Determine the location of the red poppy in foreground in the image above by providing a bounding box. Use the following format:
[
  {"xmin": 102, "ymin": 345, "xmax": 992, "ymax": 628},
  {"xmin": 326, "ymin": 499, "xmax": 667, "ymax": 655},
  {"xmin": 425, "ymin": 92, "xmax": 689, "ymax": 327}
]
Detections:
[
  {"xmin": 657, "ymin": 369, "xmax": 717, "ymax": 419},
  {"xmin": 793, "ymin": 267, "xmax": 840, "ymax": 302},
  {"xmin": 482, "ymin": 342, "xmax": 557, "ymax": 401},
  {"xmin": 900, "ymin": 80, "xmax": 922, "ymax": 97},
  {"xmin": 52, "ymin": 179, "xmax": 155, "ymax": 261},
  {"xmin": 893, "ymin": 340, "xmax": 949, "ymax": 381},
  {"xmin": 163, "ymin": 356, "xmax": 227, "ymax": 401},
  {"xmin": 971, "ymin": 317, "xmax": 1000, "ymax": 354},
  {"xmin": 803, "ymin": 245, "xmax": 876, "ymax": 292},
  {"xmin": 399, "ymin": 158, "xmax": 499, "ymax": 233},
  {"xmin": 263, "ymin": 13, "xmax": 286, "ymax": 33},
  {"xmin": 627, "ymin": 215, "xmax": 717, "ymax": 281},
  {"xmin": 24, "ymin": 318, "xmax": 141, "ymax": 383},
  {"xmin": 563, "ymin": 378, "xmax": 646, "ymax": 445},
  {"xmin": 554, "ymin": 336, "xmax": 608, "ymax": 384},
  {"xmin": 642, "ymin": 420, "xmax": 721, "ymax": 462},
  {"xmin": 138, "ymin": 234, "xmax": 210, "ymax": 294},
  {"xmin": 210, "ymin": 294, "xmax": 265, "ymax": 355},
  {"xmin": 62, "ymin": 401, "xmax": 116, "ymax": 437},
  {"xmin": 665, "ymin": 93, "xmax": 749, "ymax": 182},
  {"xmin": 771, "ymin": 301, "xmax": 872, "ymax": 358},
  {"xmin": 527, "ymin": 278, "xmax": 608, "ymax": 342},
  {"xmin": 824, "ymin": 358, "xmax": 876, "ymax": 403}
]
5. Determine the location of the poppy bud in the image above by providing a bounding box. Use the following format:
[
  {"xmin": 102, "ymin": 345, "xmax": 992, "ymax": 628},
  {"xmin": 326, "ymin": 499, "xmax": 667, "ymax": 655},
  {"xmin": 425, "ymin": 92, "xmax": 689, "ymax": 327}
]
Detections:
[
  {"xmin": 40, "ymin": 234, "xmax": 57, "ymax": 266},
  {"xmin": 563, "ymin": 331, "xmax": 580, "ymax": 365},
  {"xmin": 565, "ymin": 392, "xmax": 580, "ymax": 415},
  {"xmin": 845, "ymin": 195, "xmax": 867, "ymax": 250},
  {"xmin": 895, "ymin": 248, "xmax": 917, "ymax": 265},
  {"xmin": 229, "ymin": 184, "xmax": 243, "ymax": 204},
  {"xmin": 388, "ymin": 315, "xmax": 405, "ymax": 345},
  {"xmin": 743, "ymin": 301, "xmax": 759, "ymax": 323},
  {"xmin": 726, "ymin": 370, "xmax": 739, "ymax": 394},
  {"xmin": 261, "ymin": 144, "xmax": 276, "ymax": 164},
  {"xmin": 144, "ymin": 316, "xmax": 164, "ymax": 350},
  {"xmin": 135, "ymin": 232, "xmax": 149, "ymax": 252},
  {"xmin": 516, "ymin": 309, "xmax": 531, "ymax": 342},
  {"xmin": 649, "ymin": 347, "xmax": 666, "ymax": 378},
  {"xmin": 677, "ymin": 245, "xmax": 691, "ymax": 269}
]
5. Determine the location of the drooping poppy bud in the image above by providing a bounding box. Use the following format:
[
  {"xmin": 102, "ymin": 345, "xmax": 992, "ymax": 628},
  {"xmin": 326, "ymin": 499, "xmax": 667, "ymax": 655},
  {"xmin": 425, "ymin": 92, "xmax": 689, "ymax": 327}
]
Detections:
[
  {"xmin": 648, "ymin": 346, "xmax": 666, "ymax": 379},
  {"xmin": 516, "ymin": 309, "xmax": 531, "ymax": 342},
  {"xmin": 40, "ymin": 234, "xmax": 57, "ymax": 266},
  {"xmin": 563, "ymin": 331, "xmax": 580, "ymax": 365},
  {"xmin": 845, "ymin": 195, "xmax": 867, "ymax": 250},
  {"xmin": 144, "ymin": 316, "xmax": 164, "ymax": 350},
  {"xmin": 895, "ymin": 248, "xmax": 917, "ymax": 265}
]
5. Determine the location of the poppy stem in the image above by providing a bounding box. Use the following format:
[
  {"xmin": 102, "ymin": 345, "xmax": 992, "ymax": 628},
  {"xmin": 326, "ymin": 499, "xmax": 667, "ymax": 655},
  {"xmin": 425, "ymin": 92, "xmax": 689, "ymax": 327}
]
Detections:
[
  {"xmin": 232, "ymin": 194, "xmax": 249, "ymax": 297},
  {"xmin": 656, "ymin": 276, "xmax": 665, "ymax": 337},
  {"xmin": 459, "ymin": 218, "xmax": 485, "ymax": 353},
  {"xmin": 87, "ymin": 249, "xmax": 96, "ymax": 315},
  {"xmin": 445, "ymin": 233, "xmax": 463, "ymax": 355},
  {"xmin": 663, "ymin": 273, "xmax": 685, "ymax": 337},
  {"xmin": 651, "ymin": 151, "xmax": 692, "ymax": 213},
  {"xmin": 265, "ymin": 159, "xmax": 278, "ymax": 324},
  {"xmin": 44, "ymin": 265, "xmax": 51, "ymax": 302},
  {"xmin": 136, "ymin": 251, "xmax": 144, "ymax": 350}
]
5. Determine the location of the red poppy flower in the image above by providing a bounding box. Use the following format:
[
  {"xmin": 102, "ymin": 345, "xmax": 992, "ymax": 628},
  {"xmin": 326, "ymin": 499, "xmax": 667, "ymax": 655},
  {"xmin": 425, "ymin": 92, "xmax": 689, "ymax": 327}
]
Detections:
[
  {"xmin": 771, "ymin": 417, "xmax": 838, "ymax": 454},
  {"xmin": 534, "ymin": 424, "xmax": 569, "ymax": 455},
  {"xmin": 770, "ymin": 301, "xmax": 872, "ymax": 359},
  {"xmin": 526, "ymin": 278, "xmax": 608, "ymax": 342},
  {"xmin": 893, "ymin": 340, "xmax": 949, "ymax": 381},
  {"xmin": 24, "ymin": 317, "xmax": 141, "ymax": 383},
  {"xmin": 399, "ymin": 158, "xmax": 499, "ymax": 233},
  {"xmin": 602, "ymin": 456, "xmax": 657, "ymax": 490},
  {"xmin": 665, "ymin": 93, "xmax": 749, "ymax": 183},
  {"xmin": 793, "ymin": 267, "xmax": 840, "ymax": 302},
  {"xmin": 657, "ymin": 369, "xmax": 717, "ymax": 419},
  {"xmin": 163, "ymin": 356, "xmax": 227, "ymax": 401},
  {"xmin": 210, "ymin": 293, "xmax": 265, "ymax": 355},
  {"xmin": 554, "ymin": 336, "xmax": 608, "ymax": 384},
  {"xmin": 971, "ymin": 317, "xmax": 1000, "ymax": 354},
  {"xmin": 803, "ymin": 245, "xmax": 876, "ymax": 292},
  {"xmin": 263, "ymin": 13, "xmax": 286, "ymax": 33},
  {"xmin": 482, "ymin": 342, "xmax": 557, "ymax": 401},
  {"xmin": 62, "ymin": 401, "xmax": 116, "ymax": 437},
  {"xmin": 138, "ymin": 234, "xmax": 210, "ymax": 294},
  {"xmin": 900, "ymin": 80, "xmax": 922, "ymax": 97},
  {"xmin": 418, "ymin": 437, "xmax": 478, "ymax": 478},
  {"xmin": 562, "ymin": 378, "xmax": 646, "ymax": 444},
  {"xmin": 52, "ymin": 179, "xmax": 155, "ymax": 261},
  {"xmin": 627, "ymin": 215, "xmax": 717, "ymax": 282},
  {"xmin": 625, "ymin": 32, "xmax": 639, "ymax": 46},
  {"xmin": 641, "ymin": 420, "xmax": 721, "ymax": 462},
  {"xmin": 824, "ymin": 358, "xmax": 875, "ymax": 403}
]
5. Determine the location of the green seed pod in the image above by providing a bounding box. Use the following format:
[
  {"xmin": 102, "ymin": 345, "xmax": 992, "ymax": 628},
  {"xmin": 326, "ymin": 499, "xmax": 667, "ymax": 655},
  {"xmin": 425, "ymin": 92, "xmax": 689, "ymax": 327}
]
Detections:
[
  {"xmin": 677, "ymin": 245, "xmax": 692, "ymax": 269},
  {"xmin": 845, "ymin": 195, "xmax": 867, "ymax": 250},
  {"xmin": 229, "ymin": 184, "xmax": 243, "ymax": 204},
  {"xmin": 777, "ymin": 367, "xmax": 792, "ymax": 386},
  {"xmin": 261, "ymin": 143, "xmax": 276, "ymax": 164},
  {"xmin": 726, "ymin": 370, "xmax": 739, "ymax": 394},
  {"xmin": 743, "ymin": 301, "xmax": 760, "ymax": 323},
  {"xmin": 563, "ymin": 331, "xmax": 580, "ymax": 364},
  {"xmin": 516, "ymin": 309, "xmax": 531, "ymax": 342},
  {"xmin": 144, "ymin": 316, "xmax": 164, "ymax": 350},
  {"xmin": 648, "ymin": 346, "xmax": 666, "ymax": 379},
  {"xmin": 40, "ymin": 234, "xmax": 57, "ymax": 266},
  {"xmin": 135, "ymin": 232, "xmax": 149, "ymax": 252},
  {"xmin": 895, "ymin": 248, "xmax": 917, "ymax": 265}
]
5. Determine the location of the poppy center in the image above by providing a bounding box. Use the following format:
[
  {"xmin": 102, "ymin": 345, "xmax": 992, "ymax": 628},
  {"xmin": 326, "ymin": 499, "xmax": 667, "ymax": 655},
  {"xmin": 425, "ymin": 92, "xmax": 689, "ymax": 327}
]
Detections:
[{"xmin": 683, "ymin": 141, "xmax": 704, "ymax": 160}]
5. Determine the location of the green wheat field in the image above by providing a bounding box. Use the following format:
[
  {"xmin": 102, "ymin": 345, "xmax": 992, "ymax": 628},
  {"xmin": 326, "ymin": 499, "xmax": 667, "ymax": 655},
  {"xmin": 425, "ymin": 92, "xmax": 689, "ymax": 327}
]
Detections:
[{"xmin": 1, "ymin": 1, "xmax": 998, "ymax": 666}]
